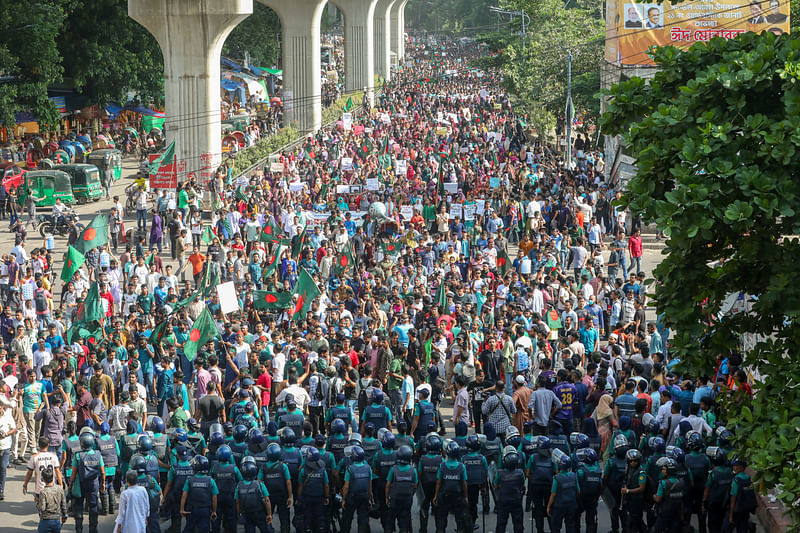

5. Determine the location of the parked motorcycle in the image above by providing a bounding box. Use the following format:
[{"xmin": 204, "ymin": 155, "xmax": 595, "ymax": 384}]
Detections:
[{"xmin": 38, "ymin": 211, "xmax": 83, "ymax": 238}]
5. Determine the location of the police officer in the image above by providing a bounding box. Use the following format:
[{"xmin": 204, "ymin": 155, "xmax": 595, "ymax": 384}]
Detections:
[
  {"xmin": 208, "ymin": 432, "xmax": 227, "ymax": 465},
  {"xmin": 278, "ymin": 399, "xmax": 305, "ymax": 435},
  {"xmin": 394, "ymin": 420, "xmax": 415, "ymax": 451},
  {"xmin": 181, "ymin": 455, "xmax": 219, "ymax": 533},
  {"xmin": 131, "ymin": 435, "xmax": 161, "ymax": 482},
  {"xmin": 462, "ymin": 434, "xmax": 489, "ymax": 529},
  {"xmin": 666, "ymin": 446, "xmax": 694, "ymax": 509},
  {"xmin": 548, "ymin": 449, "xmax": 580, "ymax": 533},
  {"xmin": 547, "ymin": 421, "xmax": 571, "ymax": 455},
  {"xmin": 326, "ymin": 393, "xmax": 353, "ymax": 433},
  {"xmin": 621, "ymin": 448, "xmax": 647, "ymax": 533},
  {"xmin": 211, "ymin": 445, "xmax": 242, "ymax": 533},
  {"xmin": 327, "ymin": 419, "xmax": 350, "ymax": 465},
  {"xmin": 247, "ymin": 429, "xmax": 269, "ymax": 473},
  {"xmin": 418, "ymin": 434, "xmax": 444, "ymax": 533},
  {"xmin": 119, "ymin": 419, "xmax": 140, "ymax": 478},
  {"xmin": 230, "ymin": 424, "xmax": 250, "ymax": 467},
  {"xmin": 235, "ymin": 459, "xmax": 273, "ymax": 533},
  {"xmin": 453, "ymin": 421, "xmax": 469, "ymax": 455},
  {"xmin": 280, "ymin": 428, "xmax": 302, "ymax": 501},
  {"xmin": 230, "ymin": 389, "xmax": 252, "ymax": 422},
  {"xmin": 652, "ymin": 457, "xmax": 686, "ymax": 533},
  {"xmin": 298, "ymin": 446, "xmax": 330, "ymax": 532},
  {"xmin": 703, "ymin": 448, "xmax": 732, "ymax": 533},
  {"xmin": 361, "ymin": 390, "xmax": 393, "ymax": 434},
  {"xmin": 372, "ymin": 431, "xmax": 398, "ymax": 529},
  {"xmin": 261, "ymin": 443, "xmax": 293, "ymax": 533},
  {"xmin": 70, "ymin": 433, "xmax": 106, "ymax": 533},
  {"xmin": 525, "ymin": 436, "xmax": 554, "ymax": 533},
  {"xmin": 97, "ymin": 422, "xmax": 119, "ymax": 515},
  {"xmin": 266, "ymin": 421, "xmax": 282, "ymax": 446},
  {"xmin": 568, "ymin": 432, "xmax": 590, "ymax": 464},
  {"xmin": 575, "ymin": 448, "xmax": 602, "ymax": 533},
  {"xmin": 62, "ymin": 421, "xmax": 82, "ymax": 498},
  {"xmin": 685, "ymin": 431, "xmax": 711, "ymax": 533},
  {"xmin": 186, "ymin": 418, "xmax": 208, "ymax": 455},
  {"xmin": 149, "ymin": 416, "xmax": 170, "ymax": 487},
  {"xmin": 131, "ymin": 455, "xmax": 162, "ymax": 533},
  {"xmin": 482, "ymin": 422, "xmax": 503, "ymax": 466},
  {"xmin": 602, "ymin": 434, "xmax": 630, "ymax": 533},
  {"xmin": 386, "ymin": 445, "xmax": 416, "ymax": 533},
  {"xmin": 235, "ymin": 402, "xmax": 259, "ymax": 429},
  {"xmin": 361, "ymin": 423, "xmax": 381, "ymax": 465},
  {"xmin": 433, "ymin": 440, "xmax": 468, "ymax": 533},
  {"xmin": 162, "ymin": 445, "xmax": 193, "ymax": 533},
  {"xmin": 341, "ymin": 445, "xmax": 373, "ymax": 533},
  {"xmin": 410, "ymin": 388, "xmax": 436, "ymax": 442},
  {"xmin": 725, "ymin": 459, "xmax": 757, "ymax": 533},
  {"xmin": 495, "ymin": 449, "xmax": 525, "ymax": 533}
]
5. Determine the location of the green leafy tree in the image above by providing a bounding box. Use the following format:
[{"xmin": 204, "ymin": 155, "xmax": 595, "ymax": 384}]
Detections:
[
  {"xmin": 407, "ymin": 0, "xmax": 495, "ymax": 33},
  {"xmin": 222, "ymin": 3, "xmax": 281, "ymax": 67},
  {"xmin": 600, "ymin": 32, "xmax": 800, "ymax": 523},
  {"xmin": 0, "ymin": 1, "xmax": 68, "ymax": 128},
  {"xmin": 58, "ymin": 0, "xmax": 164, "ymax": 106}
]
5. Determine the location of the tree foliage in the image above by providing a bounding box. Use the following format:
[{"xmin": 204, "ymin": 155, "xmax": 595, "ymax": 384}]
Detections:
[
  {"xmin": 0, "ymin": 0, "xmax": 68, "ymax": 128},
  {"xmin": 222, "ymin": 3, "xmax": 281, "ymax": 68},
  {"xmin": 406, "ymin": 0, "xmax": 496, "ymax": 33},
  {"xmin": 600, "ymin": 32, "xmax": 800, "ymax": 523},
  {"xmin": 59, "ymin": 0, "xmax": 164, "ymax": 106},
  {"xmin": 474, "ymin": 0, "xmax": 603, "ymax": 135}
]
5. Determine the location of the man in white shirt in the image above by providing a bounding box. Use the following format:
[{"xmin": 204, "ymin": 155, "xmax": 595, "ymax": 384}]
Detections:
[
  {"xmin": 23, "ymin": 436, "xmax": 62, "ymax": 497},
  {"xmin": 32, "ymin": 340, "xmax": 53, "ymax": 380},
  {"xmin": 0, "ymin": 402, "xmax": 17, "ymax": 497}
]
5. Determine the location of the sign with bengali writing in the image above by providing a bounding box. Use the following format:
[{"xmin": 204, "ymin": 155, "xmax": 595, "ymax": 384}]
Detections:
[{"xmin": 605, "ymin": 0, "xmax": 790, "ymax": 66}]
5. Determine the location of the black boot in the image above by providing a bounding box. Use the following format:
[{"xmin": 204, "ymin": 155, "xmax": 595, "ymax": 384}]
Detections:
[
  {"xmin": 107, "ymin": 491, "xmax": 115, "ymax": 514},
  {"xmin": 99, "ymin": 493, "xmax": 107, "ymax": 516},
  {"xmin": 89, "ymin": 511, "xmax": 99, "ymax": 533}
]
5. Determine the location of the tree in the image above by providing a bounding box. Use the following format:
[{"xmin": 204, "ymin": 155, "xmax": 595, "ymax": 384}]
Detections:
[
  {"xmin": 475, "ymin": 0, "xmax": 603, "ymax": 135},
  {"xmin": 222, "ymin": 3, "xmax": 281, "ymax": 67},
  {"xmin": 0, "ymin": 1, "xmax": 68, "ymax": 128},
  {"xmin": 600, "ymin": 31, "xmax": 800, "ymax": 523},
  {"xmin": 58, "ymin": 0, "xmax": 164, "ymax": 106}
]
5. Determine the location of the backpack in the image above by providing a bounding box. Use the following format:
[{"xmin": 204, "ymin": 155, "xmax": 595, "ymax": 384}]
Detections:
[
  {"xmin": 34, "ymin": 289, "xmax": 48, "ymax": 312},
  {"xmin": 314, "ymin": 374, "xmax": 325, "ymax": 402}
]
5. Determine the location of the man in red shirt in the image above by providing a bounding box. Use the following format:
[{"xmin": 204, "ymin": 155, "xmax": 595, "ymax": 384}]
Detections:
[
  {"xmin": 628, "ymin": 229, "xmax": 643, "ymax": 275},
  {"xmin": 71, "ymin": 380, "xmax": 92, "ymax": 427},
  {"xmin": 256, "ymin": 363, "xmax": 272, "ymax": 424}
]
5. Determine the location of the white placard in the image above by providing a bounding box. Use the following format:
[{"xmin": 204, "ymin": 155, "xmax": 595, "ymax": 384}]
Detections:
[
  {"xmin": 342, "ymin": 113, "xmax": 353, "ymax": 130},
  {"xmin": 216, "ymin": 282, "xmax": 240, "ymax": 314},
  {"xmin": 380, "ymin": 113, "xmax": 391, "ymax": 124},
  {"xmin": 400, "ymin": 205, "xmax": 413, "ymax": 220},
  {"xmin": 461, "ymin": 107, "xmax": 471, "ymax": 121},
  {"xmin": 463, "ymin": 203, "xmax": 476, "ymax": 221},
  {"xmin": 444, "ymin": 182, "xmax": 458, "ymax": 194},
  {"xmin": 395, "ymin": 159, "xmax": 407, "ymax": 176},
  {"xmin": 336, "ymin": 185, "xmax": 350, "ymax": 194},
  {"xmin": 270, "ymin": 161, "xmax": 284, "ymax": 173},
  {"xmin": 289, "ymin": 182, "xmax": 305, "ymax": 192},
  {"xmin": 476, "ymin": 199, "xmax": 486, "ymax": 215},
  {"xmin": 437, "ymin": 111, "xmax": 443, "ymax": 122},
  {"xmin": 366, "ymin": 178, "xmax": 380, "ymax": 191},
  {"xmin": 341, "ymin": 157, "xmax": 353, "ymax": 171},
  {"xmin": 447, "ymin": 113, "xmax": 458, "ymax": 123},
  {"xmin": 449, "ymin": 203, "xmax": 462, "ymax": 220}
]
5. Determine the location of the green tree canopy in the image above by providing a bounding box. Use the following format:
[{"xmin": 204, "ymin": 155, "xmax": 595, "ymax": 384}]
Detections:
[
  {"xmin": 222, "ymin": 3, "xmax": 281, "ymax": 68},
  {"xmin": 600, "ymin": 31, "xmax": 800, "ymax": 521}
]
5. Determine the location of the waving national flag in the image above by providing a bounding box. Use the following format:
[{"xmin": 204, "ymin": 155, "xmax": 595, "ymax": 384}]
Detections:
[
  {"xmin": 260, "ymin": 221, "xmax": 282, "ymax": 243},
  {"xmin": 74, "ymin": 214, "xmax": 109, "ymax": 254},
  {"xmin": 291, "ymin": 268, "xmax": 320, "ymax": 320},
  {"xmin": 253, "ymin": 290, "xmax": 293, "ymax": 310},
  {"xmin": 184, "ymin": 307, "xmax": 219, "ymax": 361},
  {"xmin": 496, "ymin": 247, "xmax": 511, "ymax": 275},
  {"xmin": 335, "ymin": 243, "xmax": 355, "ymax": 275},
  {"xmin": 147, "ymin": 140, "xmax": 175, "ymax": 176},
  {"xmin": 61, "ymin": 246, "xmax": 85, "ymax": 282}
]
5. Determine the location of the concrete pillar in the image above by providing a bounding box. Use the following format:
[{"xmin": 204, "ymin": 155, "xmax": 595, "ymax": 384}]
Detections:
[
  {"xmin": 390, "ymin": 0, "xmax": 407, "ymax": 64},
  {"xmin": 259, "ymin": 0, "xmax": 327, "ymax": 133},
  {"xmin": 129, "ymin": 0, "xmax": 252, "ymax": 184},
  {"xmin": 374, "ymin": 0, "xmax": 396, "ymax": 81},
  {"xmin": 336, "ymin": 0, "xmax": 378, "ymax": 104},
  {"xmin": 398, "ymin": 0, "xmax": 408, "ymax": 61}
]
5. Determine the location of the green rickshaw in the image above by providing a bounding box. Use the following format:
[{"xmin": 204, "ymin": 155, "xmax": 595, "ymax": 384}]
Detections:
[
  {"xmin": 22, "ymin": 170, "xmax": 74, "ymax": 207},
  {"xmin": 52, "ymin": 164, "xmax": 104, "ymax": 203},
  {"xmin": 86, "ymin": 148, "xmax": 123, "ymax": 183}
]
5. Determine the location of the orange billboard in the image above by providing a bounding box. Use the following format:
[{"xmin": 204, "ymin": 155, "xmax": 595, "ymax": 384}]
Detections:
[{"xmin": 605, "ymin": 0, "xmax": 790, "ymax": 65}]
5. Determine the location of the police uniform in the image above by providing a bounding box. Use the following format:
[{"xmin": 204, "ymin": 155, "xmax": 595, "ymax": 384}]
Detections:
[
  {"xmin": 550, "ymin": 469, "xmax": 580, "ymax": 533},
  {"xmin": 211, "ymin": 461, "xmax": 242, "ymax": 533},
  {"xmin": 327, "ymin": 432, "xmax": 349, "ymax": 465},
  {"xmin": 151, "ymin": 431, "xmax": 170, "ymax": 487},
  {"xmin": 372, "ymin": 447, "xmax": 398, "ymax": 529},
  {"xmin": 603, "ymin": 454, "xmax": 627, "ymax": 533},
  {"xmin": 621, "ymin": 464, "xmax": 646, "ymax": 533},
  {"xmin": 136, "ymin": 471, "xmax": 163, "ymax": 533},
  {"xmin": 685, "ymin": 451, "xmax": 711, "ymax": 532},
  {"xmin": 182, "ymin": 472, "xmax": 219, "ymax": 533},
  {"xmin": 525, "ymin": 452, "xmax": 554, "ymax": 533},
  {"xmin": 435, "ymin": 458, "xmax": 467, "ymax": 533},
  {"xmin": 362, "ymin": 402, "xmax": 392, "ymax": 433},
  {"xmin": 341, "ymin": 460, "xmax": 373, "ymax": 533},
  {"xmin": 298, "ymin": 459, "xmax": 329, "ymax": 532},
  {"xmin": 166, "ymin": 460, "xmax": 194, "ymax": 533},
  {"xmin": 278, "ymin": 409, "xmax": 304, "ymax": 435},
  {"xmin": 652, "ymin": 475, "xmax": 686, "ymax": 533},
  {"xmin": 495, "ymin": 466, "xmax": 525, "ymax": 533},
  {"xmin": 576, "ymin": 461, "xmax": 602, "ymax": 533},
  {"xmin": 97, "ymin": 434, "xmax": 120, "ymax": 514},
  {"xmin": 326, "ymin": 403, "xmax": 353, "ymax": 431},
  {"xmin": 462, "ymin": 451, "xmax": 489, "ymax": 528},
  {"xmin": 71, "ymin": 449, "xmax": 105, "ymax": 533},
  {"xmin": 644, "ymin": 452, "xmax": 665, "ymax": 527},
  {"xmin": 387, "ymin": 463, "xmax": 418, "ymax": 533},
  {"xmin": 235, "ymin": 479, "xmax": 271, "ymax": 533},
  {"xmin": 230, "ymin": 439, "xmax": 249, "ymax": 467},
  {"xmin": 119, "ymin": 431, "xmax": 139, "ymax": 476},
  {"xmin": 361, "ymin": 436, "xmax": 380, "ymax": 465},
  {"xmin": 724, "ymin": 472, "xmax": 757, "ymax": 533},
  {"xmin": 413, "ymin": 400, "xmax": 435, "ymax": 441},
  {"xmin": 417, "ymin": 451, "xmax": 443, "ymax": 531},
  {"xmin": 280, "ymin": 444, "xmax": 302, "ymax": 500},
  {"xmin": 260, "ymin": 459, "xmax": 292, "ymax": 533},
  {"xmin": 186, "ymin": 431, "xmax": 207, "ymax": 456}
]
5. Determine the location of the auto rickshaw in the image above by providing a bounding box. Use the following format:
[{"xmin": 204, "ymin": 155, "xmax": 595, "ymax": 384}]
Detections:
[
  {"xmin": 76, "ymin": 135, "xmax": 92, "ymax": 150},
  {"xmin": 232, "ymin": 131, "xmax": 246, "ymax": 148},
  {"xmin": 51, "ymin": 150, "xmax": 71, "ymax": 164},
  {"xmin": 22, "ymin": 170, "xmax": 74, "ymax": 207},
  {"xmin": 52, "ymin": 163, "xmax": 103, "ymax": 203},
  {"xmin": 86, "ymin": 149, "xmax": 123, "ymax": 183},
  {"xmin": 222, "ymin": 135, "xmax": 238, "ymax": 153}
]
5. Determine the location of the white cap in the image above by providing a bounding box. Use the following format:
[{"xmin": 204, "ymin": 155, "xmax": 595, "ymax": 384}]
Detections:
[{"xmin": 515, "ymin": 375, "xmax": 526, "ymax": 385}]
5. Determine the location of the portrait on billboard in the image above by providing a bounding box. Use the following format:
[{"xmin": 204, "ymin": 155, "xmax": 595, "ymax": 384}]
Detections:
[{"xmin": 624, "ymin": 4, "xmax": 644, "ymax": 28}]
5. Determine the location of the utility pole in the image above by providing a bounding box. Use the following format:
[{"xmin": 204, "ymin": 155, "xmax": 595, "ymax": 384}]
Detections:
[{"xmin": 566, "ymin": 51, "xmax": 573, "ymax": 166}]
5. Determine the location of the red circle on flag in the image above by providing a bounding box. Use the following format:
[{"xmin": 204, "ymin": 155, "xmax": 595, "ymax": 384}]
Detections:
[
  {"xmin": 88, "ymin": 337, "xmax": 96, "ymax": 344},
  {"xmin": 67, "ymin": 259, "xmax": 72, "ymax": 268},
  {"xmin": 189, "ymin": 328, "xmax": 201, "ymax": 342},
  {"xmin": 387, "ymin": 245, "xmax": 395, "ymax": 252},
  {"xmin": 497, "ymin": 257, "xmax": 506, "ymax": 267},
  {"xmin": 264, "ymin": 226, "xmax": 272, "ymax": 235},
  {"xmin": 83, "ymin": 228, "xmax": 96, "ymax": 241},
  {"xmin": 340, "ymin": 256, "xmax": 348, "ymax": 266},
  {"xmin": 265, "ymin": 294, "xmax": 277, "ymax": 303}
]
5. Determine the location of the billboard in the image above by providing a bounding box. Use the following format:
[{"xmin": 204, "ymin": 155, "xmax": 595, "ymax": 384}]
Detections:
[{"xmin": 605, "ymin": 0, "xmax": 790, "ymax": 65}]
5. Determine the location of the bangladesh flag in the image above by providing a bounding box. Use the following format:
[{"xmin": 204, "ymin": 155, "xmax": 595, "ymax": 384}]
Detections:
[
  {"xmin": 380, "ymin": 242, "xmax": 399, "ymax": 257},
  {"xmin": 335, "ymin": 243, "xmax": 355, "ymax": 275},
  {"xmin": 253, "ymin": 290, "xmax": 293, "ymax": 310},
  {"xmin": 260, "ymin": 221, "xmax": 282, "ymax": 243},
  {"xmin": 60, "ymin": 246, "xmax": 85, "ymax": 283},
  {"xmin": 147, "ymin": 140, "xmax": 175, "ymax": 177},
  {"xmin": 435, "ymin": 281, "xmax": 449, "ymax": 315},
  {"xmin": 344, "ymin": 96, "xmax": 353, "ymax": 112},
  {"xmin": 291, "ymin": 268, "xmax": 320, "ymax": 320},
  {"xmin": 150, "ymin": 319, "xmax": 171, "ymax": 346},
  {"xmin": 184, "ymin": 307, "xmax": 220, "ymax": 361},
  {"xmin": 74, "ymin": 214, "xmax": 109, "ymax": 254},
  {"xmin": 199, "ymin": 266, "xmax": 220, "ymax": 298},
  {"xmin": 236, "ymin": 186, "xmax": 248, "ymax": 202},
  {"xmin": 74, "ymin": 282, "xmax": 104, "ymax": 327},
  {"xmin": 201, "ymin": 226, "xmax": 216, "ymax": 245},
  {"xmin": 545, "ymin": 309, "xmax": 563, "ymax": 330},
  {"xmin": 263, "ymin": 244, "xmax": 284, "ymax": 281},
  {"xmin": 291, "ymin": 229, "xmax": 306, "ymax": 259},
  {"xmin": 66, "ymin": 323, "xmax": 104, "ymax": 346},
  {"xmin": 174, "ymin": 290, "xmax": 200, "ymax": 311},
  {"xmin": 496, "ymin": 247, "xmax": 511, "ymax": 275}
]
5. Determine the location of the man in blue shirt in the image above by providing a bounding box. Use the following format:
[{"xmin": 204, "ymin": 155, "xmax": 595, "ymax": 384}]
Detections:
[{"xmin": 579, "ymin": 320, "xmax": 599, "ymax": 355}]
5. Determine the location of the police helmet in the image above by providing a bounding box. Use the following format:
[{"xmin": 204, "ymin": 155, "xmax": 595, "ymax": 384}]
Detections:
[
  {"xmin": 506, "ymin": 426, "xmax": 520, "ymax": 440},
  {"xmin": 175, "ymin": 428, "xmax": 188, "ymax": 442},
  {"xmin": 351, "ymin": 445, "xmax": 365, "ymax": 463},
  {"xmin": 503, "ymin": 451, "xmax": 520, "ymax": 470},
  {"xmin": 331, "ymin": 419, "xmax": 347, "ymax": 435},
  {"xmin": 138, "ymin": 435, "xmax": 153, "ymax": 453},
  {"xmin": 249, "ymin": 429, "xmax": 264, "ymax": 445},
  {"xmin": 686, "ymin": 431, "xmax": 705, "ymax": 452},
  {"xmin": 348, "ymin": 433, "xmax": 363, "ymax": 447},
  {"xmin": 465, "ymin": 434, "xmax": 481, "ymax": 451},
  {"xmin": 626, "ymin": 449, "xmax": 643, "ymax": 463},
  {"xmin": 666, "ymin": 446, "xmax": 685, "ymax": 464},
  {"xmin": 242, "ymin": 456, "xmax": 257, "ymax": 468},
  {"xmin": 100, "ymin": 422, "xmax": 111, "ymax": 435},
  {"xmin": 149, "ymin": 417, "xmax": 165, "ymax": 434},
  {"xmin": 613, "ymin": 434, "xmax": 630, "ymax": 453},
  {"xmin": 381, "ymin": 432, "xmax": 396, "ymax": 449},
  {"xmin": 175, "ymin": 445, "xmax": 190, "ymax": 460},
  {"xmin": 315, "ymin": 434, "xmax": 327, "ymax": 448},
  {"xmin": 80, "ymin": 433, "xmax": 96, "ymax": 451},
  {"xmin": 642, "ymin": 413, "xmax": 655, "ymax": 428},
  {"xmin": 507, "ymin": 434, "xmax": 521, "ymax": 449},
  {"xmin": 130, "ymin": 455, "xmax": 147, "ymax": 473},
  {"xmin": 648, "ymin": 420, "xmax": 661, "ymax": 435},
  {"xmin": 556, "ymin": 453, "xmax": 572, "ymax": 471},
  {"xmin": 304, "ymin": 446, "xmax": 320, "ymax": 463},
  {"xmin": 372, "ymin": 390, "xmax": 384, "ymax": 404},
  {"xmin": 187, "ymin": 418, "xmax": 200, "ymax": 431},
  {"xmin": 245, "ymin": 401, "xmax": 255, "ymax": 413},
  {"xmin": 648, "ymin": 436, "xmax": 666, "ymax": 454},
  {"xmin": 445, "ymin": 440, "xmax": 460, "ymax": 459},
  {"xmin": 707, "ymin": 446, "xmax": 728, "ymax": 467},
  {"xmin": 718, "ymin": 429, "xmax": 733, "ymax": 448},
  {"xmin": 241, "ymin": 461, "xmax": 258, "ymax": 480},
  {"xmin": 532, "ymin": 435, "xmax": 551, "ymax": 454},
  {"xmin": 397, "ymin": 420, "xmax": 408, "ymax": 434},
  {"xmin": 286, "ymin": 399, "xmax": 297, "ymax": 411},
  {"xmin": 280, "ymin": 428, "xmax": 296, "ymax": 445},
  {"xmin": 569, "ymin": 432, "xmax": 590, "ymax": 449},
  {"xmin": 363, "ymin": 422, "xmax": 375, "ymax": 437},
  {"xmin": 266, "ymin": 443, "xmax": 282, "ymax": 462},
  {"xmin": 576, "ymin": 448, "xmax": 598, "ymax": 465},
  {"xmin": 234, "ymin": 425, "xmax": 248, "ymax": 443},
  {"xmin": 426, "ymin": 435, "xmax": 442, "ymax": 454},
  {"xmin": 192, "ymin": 455, "xmax": 210, "ymax": 473},
  {"xmin": 267, "ymin": 421, "xmax": 279, "ymax": 437},
  {"xmin": 397, "ymin": 445, "xmax": 413, "ymax": 464},
  {"xmin": 663, "ymin": 457, "xmax": 679, "ymax": 476},
  {"xmin": 210, "ymin": 432, "xmax": 225, "ymax": 447},
  {"xmin": 223, "ymin": 422, "xmax": 234, "ymax": 435},
  {"xmin": 216, "ymin": 445, "xmax": 233, "ymax": 463}
]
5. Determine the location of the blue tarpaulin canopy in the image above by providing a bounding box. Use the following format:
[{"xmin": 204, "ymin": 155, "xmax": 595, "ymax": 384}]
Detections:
[{"xmin": 104, "ymin": 104, "xmax": 165, "ymax": 119}]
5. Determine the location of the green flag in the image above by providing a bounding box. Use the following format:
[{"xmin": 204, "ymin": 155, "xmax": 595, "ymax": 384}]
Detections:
[
  {"xmin": 545, "ymin": 309, "xmax": 563, "ymax": 330},
  {"xmin": 201, "ymin": 226, "xmax": 216, "ymax": 245},
  {"xmin": 435, "ymin": 281, "xmax": 448, "ymax": 315},
  {"xmin": 380, "ymin": 242, "xmax": 399, "ymax": 257},
  {"xmin": 335, "ymin": 243, "xmax": 355, "ymax": 275},
  {"xmin": 291, "ymin": 268, "xmax": 320, "ymax": 320},
  {"xmin": 74, "ymin": 214, "xmax": 109, "ymax": 254},
  {"xmin": 496, "ymin": 247, "xmax": 511, "ymax": 276},
  {"xmin": 263, "ymin": 244, "xmax": 284, "ymax": 281},
  {"xmin": 60, "ymin": 246, "xmax": 85, "ymax": 283},
  {"xmin": 174, "ymin": 290, "xmax": 200, "ymax": 311},
  {"xmin": 184, "ymin": 307, "xmax": 219, "ymax": 361},
  {"xmin": 343, "ymin": 96, "xmax": 353, "ymax": 112},
  {"xmin": 74, "ymin": 281, "xmax": 104, "ymax": 327},
  {"xmin": 150, "ymin": 319, "xmax": 170, "ymax": 346},
  {"xmin": 424, "ymin": 338, "xmax": 432, "ymax": 372},
  {"xmin": 200, "ymin": 267, "xmax": 220, "ymax": 299},
  {"xmin": 253, "ymin": 290, "xmax": 293, "ymax": 310},
  {"xmin": 145, "ymin": 251, "xmax": 155, "ymax": 266},
  {"xmin": 147, "ymin": 140, "xmax": 175, "ymax": 177},
  {"xmin": 260, "ymin": 221, "xmax": 282, "ymax": 243},
  {"xmin": 291, "ymin": 230, "xmax": 306, "ymax": 259},
  {"xmin": 235, "ymin": 186, "xmax": 248, "ymax": 202}
]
